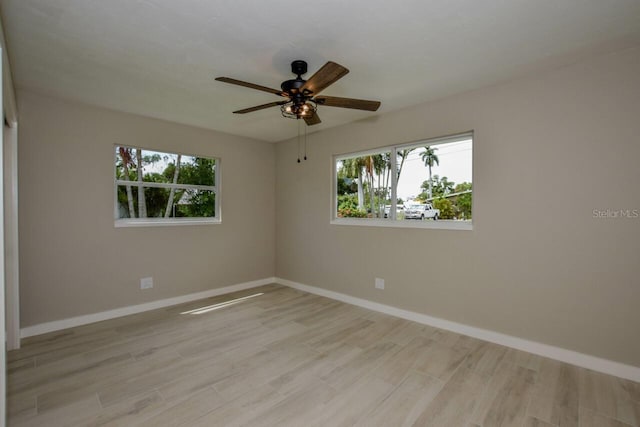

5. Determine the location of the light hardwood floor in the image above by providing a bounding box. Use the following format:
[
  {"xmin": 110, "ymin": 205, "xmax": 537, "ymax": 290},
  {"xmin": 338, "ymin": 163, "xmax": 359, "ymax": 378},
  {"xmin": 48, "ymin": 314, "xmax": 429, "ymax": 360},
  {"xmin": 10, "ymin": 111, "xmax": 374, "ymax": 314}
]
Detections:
[{"xmin": 7, "ymin": 284, "xmax": 640, "ymax": 426}]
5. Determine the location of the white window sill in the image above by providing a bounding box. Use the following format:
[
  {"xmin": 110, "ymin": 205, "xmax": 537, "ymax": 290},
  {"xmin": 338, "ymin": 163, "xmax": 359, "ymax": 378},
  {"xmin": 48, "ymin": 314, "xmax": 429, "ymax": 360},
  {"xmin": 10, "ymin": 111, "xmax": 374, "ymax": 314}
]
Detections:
[
  {"xmin": 115, "ymin": 218, "xmax": 221, "ymax": 228},
  {"xmin": 330, "ymin": 218, "xmax": 472, "ymax": 231}
]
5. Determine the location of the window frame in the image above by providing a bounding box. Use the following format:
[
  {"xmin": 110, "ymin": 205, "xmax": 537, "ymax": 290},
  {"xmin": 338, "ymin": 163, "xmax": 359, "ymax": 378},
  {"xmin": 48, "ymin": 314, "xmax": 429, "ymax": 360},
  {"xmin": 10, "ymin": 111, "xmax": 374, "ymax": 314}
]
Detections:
[
  {"xmin": 331, "ymin": 131, "xmax": 473, "ymax": 231},
  {"xmin": 113, "ymin": 145, "xmax": 221, "ymax": 227}
]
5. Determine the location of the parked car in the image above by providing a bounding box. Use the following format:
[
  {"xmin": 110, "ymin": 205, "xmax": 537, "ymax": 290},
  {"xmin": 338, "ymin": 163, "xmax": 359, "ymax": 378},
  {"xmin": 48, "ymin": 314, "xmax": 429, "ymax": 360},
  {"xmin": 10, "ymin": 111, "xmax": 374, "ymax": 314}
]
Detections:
[
  {"xmin": 384, "ymin": 204, "xmax": 405, "ymax": 218},
  {"xmin": 404, "ymin": 203, "xmax": 439, "ymax": 220}
]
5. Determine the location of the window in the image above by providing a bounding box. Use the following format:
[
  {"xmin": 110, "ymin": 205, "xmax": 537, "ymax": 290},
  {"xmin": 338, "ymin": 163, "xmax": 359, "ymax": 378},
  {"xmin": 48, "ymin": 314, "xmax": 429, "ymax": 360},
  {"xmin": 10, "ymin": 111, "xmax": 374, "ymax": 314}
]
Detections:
[
  {"xmin": 114, "ymin": 146, "xmax": 220, "ymax": 226},
  {"xmin": 333, "ymin": 132, "xmax": 472, "ymax": 230}
]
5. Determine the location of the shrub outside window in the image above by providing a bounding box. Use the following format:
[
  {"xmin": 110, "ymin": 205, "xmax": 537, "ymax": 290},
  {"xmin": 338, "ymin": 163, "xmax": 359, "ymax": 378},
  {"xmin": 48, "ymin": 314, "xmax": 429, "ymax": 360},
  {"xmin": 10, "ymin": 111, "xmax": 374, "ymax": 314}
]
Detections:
[
  {"xmin": 114, "ymin": 146, "xmax": 220, "ymax": 226},
  {"xmin": 333, "ymin": 132, "xmax": 472, "ymax": 230}
]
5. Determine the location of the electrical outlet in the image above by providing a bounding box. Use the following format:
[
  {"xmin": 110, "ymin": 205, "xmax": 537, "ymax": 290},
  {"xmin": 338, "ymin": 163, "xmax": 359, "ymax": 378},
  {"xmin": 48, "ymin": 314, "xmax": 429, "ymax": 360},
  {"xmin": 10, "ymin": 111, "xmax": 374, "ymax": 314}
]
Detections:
[
  {"xmin": 140, "ymin": 277, "xmax": 153, "ymax": 290},
  {"xmin": 375, "ymin": 277, "xmax": 385, "ymax": 290}
]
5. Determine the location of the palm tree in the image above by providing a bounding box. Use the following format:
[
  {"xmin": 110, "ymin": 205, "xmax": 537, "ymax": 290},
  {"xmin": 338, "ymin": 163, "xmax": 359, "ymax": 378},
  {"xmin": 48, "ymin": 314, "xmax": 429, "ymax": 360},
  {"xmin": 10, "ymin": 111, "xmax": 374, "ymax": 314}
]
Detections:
[
  {"xmin": 118, "ymin": 147, "xmax": 136, "ymax": 218},
  {"xmin": 396, "ymin": 148, "xmax": 415, "ymax": 185},
  {"xmin": 164, "ymin": 154, "xmax": 181, "ymax": 218},
  {"xmin": 420, "ymin": 146, "xmax": 439, "ymax": 200},
  {"xmin": 364, "ymin": 155, "xmax": 376, "ymax": 215},
  {"xmin": 136, "ymin": 149, "xmax": 148, "ymax": 218},
  {"xmin": 372, "ymin": 154, "xmax": 388, "ymax": 217},
  {"xmin": 361, "ymin": 154, "xmax": 389, "ymax": 217}
]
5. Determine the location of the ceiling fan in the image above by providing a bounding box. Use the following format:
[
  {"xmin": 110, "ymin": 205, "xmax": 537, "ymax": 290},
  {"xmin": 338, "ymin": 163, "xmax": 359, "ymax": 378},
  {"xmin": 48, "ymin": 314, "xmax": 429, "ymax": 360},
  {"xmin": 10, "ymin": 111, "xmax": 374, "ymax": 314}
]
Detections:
[{"xmin": 215, "ymin": 60, "xmax": 381, "ymax": 126}]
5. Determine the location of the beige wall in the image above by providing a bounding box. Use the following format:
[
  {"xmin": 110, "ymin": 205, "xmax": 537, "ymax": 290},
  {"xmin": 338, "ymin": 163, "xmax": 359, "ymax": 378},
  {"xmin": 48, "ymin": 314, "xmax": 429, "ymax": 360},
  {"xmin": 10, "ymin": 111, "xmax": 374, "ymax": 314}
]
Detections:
[
  {"xmin": 275, "ymin": 47, "xmax": 640, "ymax": 367},
  {"xmin": 18, "ymin": 91, "xmax": 275, "ymax": 327},
  {"xmin": 17, "ymin": 46, "xmax": 640, "ymax": 367}
]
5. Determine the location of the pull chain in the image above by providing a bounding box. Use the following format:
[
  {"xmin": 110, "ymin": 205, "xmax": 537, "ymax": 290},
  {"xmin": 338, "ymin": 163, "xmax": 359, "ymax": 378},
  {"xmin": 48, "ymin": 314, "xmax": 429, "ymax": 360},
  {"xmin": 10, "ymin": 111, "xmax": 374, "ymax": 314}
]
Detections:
[
  {"xmin": 297, "ymin": 119, "xmax": 301, "ymax": 163},
  {"xmin": 304, "ymin": 123, "xmax": 308, "ymax": 161}
]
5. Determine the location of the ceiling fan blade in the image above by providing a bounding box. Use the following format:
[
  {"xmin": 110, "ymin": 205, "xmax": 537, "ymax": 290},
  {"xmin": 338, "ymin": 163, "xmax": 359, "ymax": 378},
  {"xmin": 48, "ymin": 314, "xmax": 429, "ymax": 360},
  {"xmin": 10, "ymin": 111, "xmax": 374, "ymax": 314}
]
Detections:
[
  {"xmin": 315, "ymin": 96, "xmax": 381, "ymax": 111},
  {"xmin": 233, "ymin": 101, "xmax": 288, "ymax": 114},
  {"xmin": 215, "ymin": 77, "xmax": 286, "ymax": 97},
  {"xmin": 304, "ymin": 111, "xmax": 321, "ymax": 126},
  {"xmin": 301, "ymin": 62, "xmax": 349, "ymax": 95}
]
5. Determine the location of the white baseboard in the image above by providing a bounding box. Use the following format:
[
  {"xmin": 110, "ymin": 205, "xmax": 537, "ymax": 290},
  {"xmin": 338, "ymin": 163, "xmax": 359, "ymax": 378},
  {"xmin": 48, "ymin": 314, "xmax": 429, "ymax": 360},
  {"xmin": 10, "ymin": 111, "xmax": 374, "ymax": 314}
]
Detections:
[
  {"xmin": 275, "ymin": 277, "xmax": 640, "ymax": 383},
  {"xmin": 20, "ymin": 277, "xmax": 276, "ymax": 339}
]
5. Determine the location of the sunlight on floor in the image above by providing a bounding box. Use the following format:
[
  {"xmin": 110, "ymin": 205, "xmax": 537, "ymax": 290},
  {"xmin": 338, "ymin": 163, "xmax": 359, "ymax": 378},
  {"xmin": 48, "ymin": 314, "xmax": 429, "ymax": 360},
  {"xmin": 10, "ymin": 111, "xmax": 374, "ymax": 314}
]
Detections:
[{"xmin": 180, "ymin": 293, "xmax": 264, "ymax": 315}]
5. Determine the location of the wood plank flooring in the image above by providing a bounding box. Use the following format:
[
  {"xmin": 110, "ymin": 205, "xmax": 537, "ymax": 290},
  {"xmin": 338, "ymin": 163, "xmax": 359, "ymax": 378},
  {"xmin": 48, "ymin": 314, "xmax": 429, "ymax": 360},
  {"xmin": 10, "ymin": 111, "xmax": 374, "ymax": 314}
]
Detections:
[{"xmin": 7, "ymin": 284, "xmax": 640, "ymax": 426}]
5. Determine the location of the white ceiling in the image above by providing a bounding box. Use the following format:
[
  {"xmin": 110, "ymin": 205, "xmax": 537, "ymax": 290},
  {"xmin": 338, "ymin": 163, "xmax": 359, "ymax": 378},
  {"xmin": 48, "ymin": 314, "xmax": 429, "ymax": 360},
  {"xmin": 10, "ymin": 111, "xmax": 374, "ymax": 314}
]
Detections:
[{"xmin": 2, "ymin": 0, "xmax": 640, "ymax": 142}]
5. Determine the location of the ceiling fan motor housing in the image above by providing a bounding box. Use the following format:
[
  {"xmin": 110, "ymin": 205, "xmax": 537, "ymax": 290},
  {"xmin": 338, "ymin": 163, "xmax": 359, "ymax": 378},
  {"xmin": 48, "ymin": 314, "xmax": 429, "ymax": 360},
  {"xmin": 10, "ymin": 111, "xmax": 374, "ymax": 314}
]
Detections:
[
  {"xmin": 281, "ymin": 78, "xmax": 306, "ymax": 95},
  {"xmin": 281, "ymin": 60, "xmax": 309, "ymax": 95}
]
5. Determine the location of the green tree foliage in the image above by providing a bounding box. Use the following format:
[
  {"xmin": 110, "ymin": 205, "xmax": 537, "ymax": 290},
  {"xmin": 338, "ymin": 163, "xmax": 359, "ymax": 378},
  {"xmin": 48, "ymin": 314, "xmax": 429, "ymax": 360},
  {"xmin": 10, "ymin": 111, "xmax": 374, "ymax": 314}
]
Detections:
[
  {"xmin": 337, "ymin": 154, "xmax": 392, "ymax": 218},
  {"xmin": 179, "ymin": 158, "xmax": 215, "ymax": 186},
  {"xmin": 143, "ymin": 154, "xmax": 162, "ymax": 164},
  {"xmin": 142, "ymin": 172, "xmax": 176, "ymax": 217},
  {"xmin": 115, "ymin": 150, "xmax": 216, "ymax": 218},
  {"xmin": 117, "ymin": 169, "xmax": 180, "ymax": 218},
  {"xmin": 416, "ymin": 178, "xmax": 472, "ymax": 220},
  {"xmin": 337, "ymin": 176, "xmax": 358, "ymax": 195},
  {"xmin": 418, "ymin": 175, "xmax": 454, "ymax": 200},
  {"xmin": 339, "ymin": 157, "xmax": 366, "ymax": 209},
  {"xmin": 453, "ymin": 182, "xmax": 472, "ymax": 219},
  {"xmin": 337, "ymin": 194, "xmax": 367, "ymax": 217},
  {"xmin": 163, "ymin": 163, "xmax": 177, "ymax": 181},
  {"xmin": 433, "ymin": 175, "xmax": 455, "ymax": 198},
  {"xmin": 433, "ymin": 197, "xmax": 455, "ymax": 219},
  {"xmin": 454, "ymin": 182, "xmax": 472, "ymax": 192},
  {"xmin": 177, "ymin": 158, "xmax": 216, "ymax": 217}
]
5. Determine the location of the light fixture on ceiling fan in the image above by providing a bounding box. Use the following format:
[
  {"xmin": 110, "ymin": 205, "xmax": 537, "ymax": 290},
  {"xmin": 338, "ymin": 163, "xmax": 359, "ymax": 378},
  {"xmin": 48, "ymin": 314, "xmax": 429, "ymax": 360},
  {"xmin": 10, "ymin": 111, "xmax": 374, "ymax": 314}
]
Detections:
[{"xmin": 280, "ymin": 98, "xmax": 317, "ymax": 120}]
